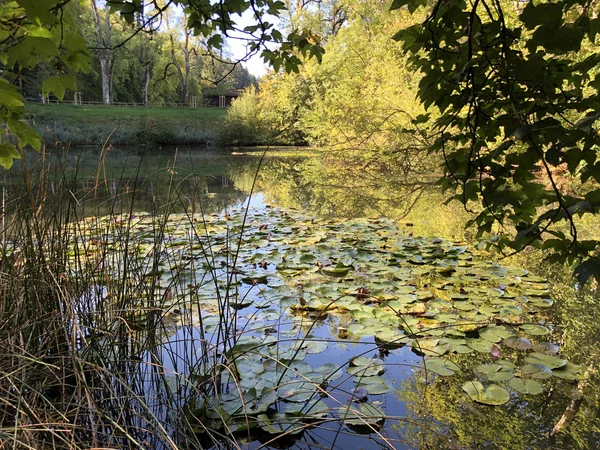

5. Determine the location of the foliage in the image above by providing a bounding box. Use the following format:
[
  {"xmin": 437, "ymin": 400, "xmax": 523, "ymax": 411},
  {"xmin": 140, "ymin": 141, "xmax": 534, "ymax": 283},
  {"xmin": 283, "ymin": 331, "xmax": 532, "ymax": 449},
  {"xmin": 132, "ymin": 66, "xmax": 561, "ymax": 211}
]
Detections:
[
  {"xmin": 0, "ymin": 0, "xmax": 325, "ymax": 167},
  {"xmin": 0, "ymin": 0, "xmax": 89, "ymax": 168},
  {"xmin": 392, "ymin": 0, "xmax": 600, "ymax": 284}
]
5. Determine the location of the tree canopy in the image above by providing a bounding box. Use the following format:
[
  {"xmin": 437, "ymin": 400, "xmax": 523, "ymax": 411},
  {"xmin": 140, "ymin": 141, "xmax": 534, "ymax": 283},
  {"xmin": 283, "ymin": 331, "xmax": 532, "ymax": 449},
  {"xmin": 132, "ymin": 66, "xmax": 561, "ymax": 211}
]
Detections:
[{"xmin": 391, "ymin": 0, "xmax": 600, "ymax": 284}]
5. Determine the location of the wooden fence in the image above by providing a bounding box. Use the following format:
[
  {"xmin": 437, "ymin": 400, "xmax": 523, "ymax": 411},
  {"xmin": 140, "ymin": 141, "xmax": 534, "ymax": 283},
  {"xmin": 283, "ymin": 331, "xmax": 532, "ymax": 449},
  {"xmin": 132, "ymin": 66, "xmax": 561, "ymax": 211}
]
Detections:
[{"xmin": 25, "ymin": 95, "xmax": 212, "ymax": 109}]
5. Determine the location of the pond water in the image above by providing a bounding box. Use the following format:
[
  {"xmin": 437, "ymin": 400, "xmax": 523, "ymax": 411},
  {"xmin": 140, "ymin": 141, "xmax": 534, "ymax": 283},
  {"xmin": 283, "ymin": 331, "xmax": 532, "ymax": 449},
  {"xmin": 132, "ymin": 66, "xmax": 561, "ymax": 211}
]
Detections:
[{"xmin": 3, "ymin": 148, "xmax": 599, "ymax": 449}]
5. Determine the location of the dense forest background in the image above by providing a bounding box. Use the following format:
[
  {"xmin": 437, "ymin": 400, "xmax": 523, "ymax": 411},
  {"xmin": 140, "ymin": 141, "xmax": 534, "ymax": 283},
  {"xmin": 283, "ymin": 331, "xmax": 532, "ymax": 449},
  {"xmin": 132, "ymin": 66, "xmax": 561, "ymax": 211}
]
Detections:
[{"xmin": 17, "ymin": 1, "xmax": 256, "ymax": 105}]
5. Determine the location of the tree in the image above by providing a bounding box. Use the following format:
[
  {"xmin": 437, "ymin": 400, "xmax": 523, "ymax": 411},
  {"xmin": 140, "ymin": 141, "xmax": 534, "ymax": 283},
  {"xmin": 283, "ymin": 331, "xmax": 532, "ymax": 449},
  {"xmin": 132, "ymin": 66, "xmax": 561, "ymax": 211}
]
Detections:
[
  {"xmin": 0, "ymin": 0, "xmax": 323, "ymax": 168},
  {"xmin": 90, "ymin": 0, "xmax": 115, "ymax": 105},
  {"xmin": 391, "ymin": 0, "xmax": 600, "ymax": 284}
]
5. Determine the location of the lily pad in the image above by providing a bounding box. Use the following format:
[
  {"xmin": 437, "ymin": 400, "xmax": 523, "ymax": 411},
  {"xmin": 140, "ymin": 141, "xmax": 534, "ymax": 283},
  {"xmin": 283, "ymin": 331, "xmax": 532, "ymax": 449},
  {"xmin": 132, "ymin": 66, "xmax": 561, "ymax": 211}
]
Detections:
[
  {"xmin": 520, "ymin": 363, "xmax": 553, "ymax": 380},
  {"xmin": 461, "ymin": 381, "xmax": 510, "ymax": 405},
  {"xmin": 474, "ymin": 363, "xmax": 514, "ymax": 381},
  {"xmin": 479, "ymin": 326, "xmax": 515, "ymax": 343},
  {"xmin": 503, "ymin": 336, "xmax": 533, "ymax": 350},
  {"xmin": 508, "ymin": 378, "xmax": 544, "ymax": 395},
  {"xmin": 519, "ymin": 324, "xmax": 549, "ymax": 336},
  {"xmin": 552, "ymin": 362, "xmax": 583, "ymax": 380},
  {"xmin": 337, "ymin": 403, "xmax": 385, "ymax": 426},
  {"xmin": 354, "ymin": 375, "xmax": 390, "ymax": 395},
  {"xmin": 257, "ymin": 413, "xmax": 304, "ymax": 435},
  {"xmin": 525, "ymin": 353, "xmax": 567, "ymax": 369},
  {"xmin": 532, "ymin": 342, "xmax": 559, "ymax": 355},
  {"xmin": 424, "ymin": 357, "xmax": 461, "ymax": 376},
  {"xmin": 466, "ymin": 339, "xmax": 494, "ymax": 353}
]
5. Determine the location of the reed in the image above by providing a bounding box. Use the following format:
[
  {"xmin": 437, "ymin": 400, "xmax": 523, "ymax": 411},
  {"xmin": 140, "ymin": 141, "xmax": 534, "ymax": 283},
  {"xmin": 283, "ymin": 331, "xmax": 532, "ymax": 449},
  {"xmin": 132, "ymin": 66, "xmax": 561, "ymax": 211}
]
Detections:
[{"xmin": 0, "ymin": 147, "xmax": 400, "ymax": 450}]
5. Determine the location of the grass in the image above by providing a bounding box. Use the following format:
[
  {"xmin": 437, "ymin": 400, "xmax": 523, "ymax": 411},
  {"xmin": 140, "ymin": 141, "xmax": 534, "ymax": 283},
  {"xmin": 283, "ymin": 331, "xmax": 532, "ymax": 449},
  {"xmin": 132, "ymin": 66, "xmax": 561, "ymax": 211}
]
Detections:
[{"xmin": 25, "ymin": 104, "xmax": 228, "ymax": 148}]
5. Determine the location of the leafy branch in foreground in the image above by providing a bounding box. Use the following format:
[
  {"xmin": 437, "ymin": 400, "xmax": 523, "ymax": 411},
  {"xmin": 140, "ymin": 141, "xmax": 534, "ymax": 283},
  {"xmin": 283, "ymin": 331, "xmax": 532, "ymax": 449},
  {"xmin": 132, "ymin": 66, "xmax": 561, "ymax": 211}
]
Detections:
[
  {"xmin": 392, "ymin": 0, "xmax": 600, "ymax": 284},
  {"xmin": 0, "ymin": 0, "xmax": 89, "ymax": 168}
]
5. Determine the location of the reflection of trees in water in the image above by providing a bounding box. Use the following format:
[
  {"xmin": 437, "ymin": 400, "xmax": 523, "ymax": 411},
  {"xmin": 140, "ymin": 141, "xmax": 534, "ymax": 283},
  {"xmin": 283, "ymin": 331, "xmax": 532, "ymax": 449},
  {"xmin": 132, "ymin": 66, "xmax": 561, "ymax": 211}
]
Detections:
[
  {"xmin": 394, "ymin": 253, "xmax": 600, "ymax": 450},
  {"xmin": 230, "ymin": 151, "xmax": 436, "ymax": 220},
  {"xmin": 1, "ymin": 150, "xmax": 252, "ymax": 219}
]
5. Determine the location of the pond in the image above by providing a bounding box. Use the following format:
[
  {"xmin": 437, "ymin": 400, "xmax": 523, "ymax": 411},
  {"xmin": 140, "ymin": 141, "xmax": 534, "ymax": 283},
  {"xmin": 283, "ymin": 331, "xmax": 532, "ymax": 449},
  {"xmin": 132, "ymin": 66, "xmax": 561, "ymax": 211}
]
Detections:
[{"xmin": 2, "ymin": 147, "xmax": 599, "ymax": 450}]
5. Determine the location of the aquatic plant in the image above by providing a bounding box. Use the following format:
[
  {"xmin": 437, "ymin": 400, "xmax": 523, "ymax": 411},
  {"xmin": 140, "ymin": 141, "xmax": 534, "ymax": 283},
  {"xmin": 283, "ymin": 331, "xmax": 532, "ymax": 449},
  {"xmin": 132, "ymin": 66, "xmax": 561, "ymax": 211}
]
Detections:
[{"xmin": 0, "ymin": 150, "xmax": 584, "ymax": 449}]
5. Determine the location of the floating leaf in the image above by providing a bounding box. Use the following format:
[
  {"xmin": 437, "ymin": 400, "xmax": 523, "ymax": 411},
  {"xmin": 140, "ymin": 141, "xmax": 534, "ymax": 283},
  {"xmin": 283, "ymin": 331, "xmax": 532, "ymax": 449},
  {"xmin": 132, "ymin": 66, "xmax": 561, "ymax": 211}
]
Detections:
[
  {"xmin": 257, "ymin": 413, "xmax": 304, "ymax": 435},
  {"xmin": 338, "ymin": 403, "xmax": 385, "ymax": 426},
  {"xmin": 424, "ymin": 357, "xmax": 461, "ymax": 376},
  {"xmin": 503, "ymin": 336, "xmax": 533, "ymax": 350},
  {"xmin": 552, "ymin": 362, "xmax": 583, "ymax": 380},
  {"xmin": 467, "ymin": 339, "xmax": 493, "ymax": 353},
  {"xmin": 520, "ymin": 363, "xmax": 553, "ymax": 380},
  {"xmin": 462, "ymin": 381, "xmax": 510, "ymax": 405},
  {"xmin": 519, "ymin": 324, "xmax": 550, "ymax": 336},
  {"xmin": 479, "ymin": 326, "xmax": 515, "ymax": 343},
  {"xmin": 354, "ymin": 375, "xmax": 390, "ymax": 395},
  {"xmin": 285, "ymin": 399, "xmax": 329, "ymax": 418},
  {"xmin": 525, "ymin": 353, "xmax": 567, "ymax": 369},
  {"xmin": 474, "ymin": 364, "xmax": 514, "ymax": 381},
  {"xmin": 532, "ymin": 342, "xmax": 559, "ymax": 355},
  {"xmin": 508, "ymin": 378, "xmax": 544, "ymax": 395}
]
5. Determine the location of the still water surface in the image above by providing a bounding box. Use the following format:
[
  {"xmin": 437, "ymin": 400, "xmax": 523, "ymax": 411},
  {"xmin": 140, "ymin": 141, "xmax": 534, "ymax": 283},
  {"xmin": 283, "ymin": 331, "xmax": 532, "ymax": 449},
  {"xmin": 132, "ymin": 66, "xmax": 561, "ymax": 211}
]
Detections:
[{"xmin": 4, "ymin": 147, "xmax": 599, "ymax": 449}]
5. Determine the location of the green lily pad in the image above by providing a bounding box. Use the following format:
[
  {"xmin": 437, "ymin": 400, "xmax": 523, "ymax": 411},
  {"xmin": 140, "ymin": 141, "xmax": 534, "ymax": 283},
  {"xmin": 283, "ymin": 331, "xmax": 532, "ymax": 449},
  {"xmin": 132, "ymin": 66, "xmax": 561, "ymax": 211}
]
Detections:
[
  {"xmin": 279, "ymin": 381, "xmax": 318, "ymax": 403},
  {"xmin": 508, "ymin": 378, "xmax": 544, "ymax": 395},
  {"xmin": 520, "ymin": 363, "xmax": 553, "ymax": 379},
  {"xmin": 503, "ymin": 336, "xmax": 533, "ymax": 350},
  {"xmin": 257, "ymin": 413, "xmax": 304, "ymax": 435},
  {"xmin": 302, "ymin": 339, "xmax": 329, "ymax": 354},
  {"xmin": 347, "ymin": 362, "xmax": 385, "ymax": 377},
  {"xmin": 532, "ymin": 342, "xmax": 559, "ymax": 355},
  {"xmin": 337, "ymin": 403, "xmax": 385, "ymax": 426},
  {"xmin": 354, "ymin": 375, "xmax": 390, "ymax": 395},
  {"xmin": 466, "ymin": 339, "xmax": 494, "ymax": 353},
  {"xmin": 474, "ymin": 364, "xmax": 514, "ymax": 381},
  {"xmin": 552, "ymin": 362, "xmax": 583, "ymax": 380},
  {"xmin": 479, "ymin": 326, "xmax": 515, "ymax": 343},
  {"xmin": 285, "ymin": 399, "xmax": 329, "ymax": 418},
  {"xmin": 461, "ymin": 381, "xmax": 510, "ymax": 405},
  {"xmin": 424, "ymin": 357, "xmax": 461, "ymax": 376},
  {"xmin": 525, "ymin": 353, "xmax": 567, "ymax": 369},
  {"xmin": 519, "ymin": 324, "xmax": 549, "ymax": 336}
]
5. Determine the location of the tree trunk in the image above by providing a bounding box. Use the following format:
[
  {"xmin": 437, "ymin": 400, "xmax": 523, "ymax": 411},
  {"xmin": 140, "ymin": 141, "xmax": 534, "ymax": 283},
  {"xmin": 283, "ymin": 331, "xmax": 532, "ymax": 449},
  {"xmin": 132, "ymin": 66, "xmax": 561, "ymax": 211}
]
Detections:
[
  {"xmin": 143, "ymin": 62, "xmax": 150, "ymax": 107},
  {"xmin": 551, "ymin": 361, "xmax": 595, "ymax": 437},
  {"xmin": 91, "ymin": 0, "xmax": 113, "ymax": 105},
  {"xmin": 183, "ymin": 29, "xmax": 191, "ymax": 105},
  {"xmin": 169, "ymin": 33, "xmax": 185, "ymax": 104}
]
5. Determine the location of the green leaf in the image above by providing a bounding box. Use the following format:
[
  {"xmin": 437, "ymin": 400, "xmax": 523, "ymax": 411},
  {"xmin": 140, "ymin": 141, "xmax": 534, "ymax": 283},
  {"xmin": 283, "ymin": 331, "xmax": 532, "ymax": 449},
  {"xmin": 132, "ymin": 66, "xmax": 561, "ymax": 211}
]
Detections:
[
  {"xmin": 424, "ymin": 357, "xmax": 461, "ymax": 376},
  {"xmin": 574, "ymin": 258, "xmax": 600, "ymax": 286},
  {"xmin": 0, "ymin": 144, "xmax": 21, "ymax": 169},
  {"xmin": 338, "ymin": 402, "xmax": 385, "ymax": 426},
  {"xmin": 7, "ymin": 118, "xmax": 41, "ymax": 151},
  {"xmin": 508, "ymin": 378, "xmax": 543, "ymax": 395},
  {"xmin": 524, "ymin": 353, "xmax": 567, "ymax": 370},
  {"xmin": 42, "ymin": 74, "xmax": 77, "ymax": 101},
  {"xmin": 462, "ymin": 381, "xmax": 510, "ymax": 406}
]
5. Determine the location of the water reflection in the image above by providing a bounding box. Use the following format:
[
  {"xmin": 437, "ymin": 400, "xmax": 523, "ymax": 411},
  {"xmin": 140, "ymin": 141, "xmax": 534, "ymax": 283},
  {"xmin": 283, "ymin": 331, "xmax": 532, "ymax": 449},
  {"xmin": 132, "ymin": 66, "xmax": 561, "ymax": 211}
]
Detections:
[{"xmin": 2, "ymin": 147, "xmax": 598, "ymax": 449}]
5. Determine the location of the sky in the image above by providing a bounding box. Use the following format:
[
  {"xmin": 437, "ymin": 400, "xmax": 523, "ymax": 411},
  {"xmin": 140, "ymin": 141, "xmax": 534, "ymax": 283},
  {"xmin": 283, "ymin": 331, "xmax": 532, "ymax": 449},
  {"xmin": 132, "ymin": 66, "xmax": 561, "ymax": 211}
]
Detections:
[{"xmin": 226, "ymin": 10, "xmax": 279, "ymax": 78}]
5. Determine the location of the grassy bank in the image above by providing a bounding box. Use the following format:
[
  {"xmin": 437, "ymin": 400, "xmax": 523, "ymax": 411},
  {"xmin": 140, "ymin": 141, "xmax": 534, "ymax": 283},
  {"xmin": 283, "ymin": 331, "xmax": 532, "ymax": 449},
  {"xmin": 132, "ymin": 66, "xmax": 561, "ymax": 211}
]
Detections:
[{"xmin": 26, "ymin": 103, "xmax": 227, "ymax": 147}]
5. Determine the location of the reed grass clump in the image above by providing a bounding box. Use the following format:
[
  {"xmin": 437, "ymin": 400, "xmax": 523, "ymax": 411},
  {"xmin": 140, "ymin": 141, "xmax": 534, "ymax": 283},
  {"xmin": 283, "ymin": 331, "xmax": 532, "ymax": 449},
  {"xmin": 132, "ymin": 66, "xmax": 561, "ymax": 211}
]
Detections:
[
  {"xmin": 0, "ymin": 149, "xmax": 398, "ymax": 450},
  {"xmin": 0, "ymin": 153, "xmax": 234, "ymax": 449}
]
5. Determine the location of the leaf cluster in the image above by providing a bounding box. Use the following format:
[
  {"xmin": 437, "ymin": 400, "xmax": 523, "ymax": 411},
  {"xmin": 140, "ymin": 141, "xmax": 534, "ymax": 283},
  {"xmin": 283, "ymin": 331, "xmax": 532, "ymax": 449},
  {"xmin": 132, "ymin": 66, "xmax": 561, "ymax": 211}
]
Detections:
[
  {"xmin": 392, "ymin": 0, "xmax": 600, "ymax": 284},
  {"xmin": 0, "ymin": 0, "xmax": 90, "ymax": 168}
]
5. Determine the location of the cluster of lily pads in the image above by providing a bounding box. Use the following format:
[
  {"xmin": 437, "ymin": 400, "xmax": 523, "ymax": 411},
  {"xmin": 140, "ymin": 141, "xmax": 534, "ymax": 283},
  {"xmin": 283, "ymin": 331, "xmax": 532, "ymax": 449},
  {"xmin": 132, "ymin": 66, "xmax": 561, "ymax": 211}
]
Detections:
[{"xmin": 67, "ymin": 204, "xmax": 582, "ymax": 440}]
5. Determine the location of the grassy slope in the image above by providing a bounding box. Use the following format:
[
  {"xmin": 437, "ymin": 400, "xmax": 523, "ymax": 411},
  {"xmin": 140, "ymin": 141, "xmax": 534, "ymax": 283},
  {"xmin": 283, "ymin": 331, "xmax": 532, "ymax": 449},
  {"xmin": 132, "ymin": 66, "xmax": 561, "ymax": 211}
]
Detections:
[{"xmin": 26, "ymin": 103, "xmax": 228, "ymax": 147}]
